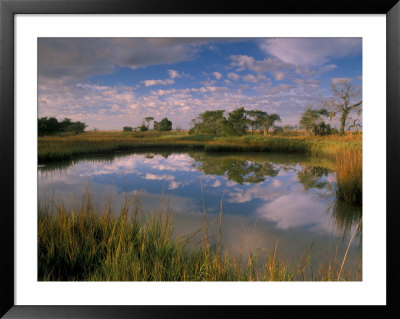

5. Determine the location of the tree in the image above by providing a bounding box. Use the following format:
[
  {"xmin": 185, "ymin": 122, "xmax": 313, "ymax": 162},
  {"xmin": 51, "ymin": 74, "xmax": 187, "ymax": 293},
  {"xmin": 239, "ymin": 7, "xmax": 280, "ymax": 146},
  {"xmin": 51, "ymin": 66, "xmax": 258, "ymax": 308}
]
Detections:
[
  {"xmin": 38, "ymin": 116, "xmax": 59, "ymax": 135},
  {"xmin": 249, "ymin": 111, "xmax": 281, "ymax": 136},
  {"xmin": 65, "ymin": 121, "xmax": 86, "ymax": 134},
  {"xmin": 153, "ymin": 117, "xmax": 172, "ymax": 132},
  {"xmin": 123, "ymin": 126, "xmax": 133, "ymax": 132},
  {"xmin": 299, "ymin": 108, "xmax": 331, "ymax": 136},
  {"xmin": 190, "ymin": 110, "xmax": 225, "ymax": 136},
  {"xmin": 59, "ymin": 118, "xmax": 72, "ymax": 132},
  {"xmin": 245, "ymin": 110, "xmax": 263, "ymax": 133},
  {"xmin": 144, "ymin": 117, "xmax": 154, "ymax": 129},
  {"xmin": 326, "ymin": 79, "xmax": 362, "ymax": 135},
  {"xmin": 38, "ymin": 117, "xmax": 87, "ymax": 136},
  {"xmin": 223, "ymin": 107, "xmax": 248, "ymax": 136},
  {"xmin": 263, "ymin": 113, "xmax": 281, "ymax": 135},
  {"xmin": 348, "ymin": 119, "xmax": 362, "ymax": 133},
  {"xmin": 139, "ymin": 123, "xmax": 148, "ymax": 132}
]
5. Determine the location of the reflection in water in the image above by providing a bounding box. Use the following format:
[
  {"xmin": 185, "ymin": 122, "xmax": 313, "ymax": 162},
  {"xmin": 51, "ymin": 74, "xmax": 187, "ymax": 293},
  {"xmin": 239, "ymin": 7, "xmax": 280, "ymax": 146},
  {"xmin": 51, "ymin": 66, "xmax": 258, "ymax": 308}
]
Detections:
[
  {"xmin": 38, "ymin": 150, "xmax": 362, "ymax": 270},
  {"xmin": 297, "ymin": 166, "xmax": 333, "ymax": 190},
  {"xmin": 191, "ymin": 153, "xmax": 279, "ymax": 184},
  {"xmin": 329, "ymin": 200, "xmax": 362, "ymax": 240}
]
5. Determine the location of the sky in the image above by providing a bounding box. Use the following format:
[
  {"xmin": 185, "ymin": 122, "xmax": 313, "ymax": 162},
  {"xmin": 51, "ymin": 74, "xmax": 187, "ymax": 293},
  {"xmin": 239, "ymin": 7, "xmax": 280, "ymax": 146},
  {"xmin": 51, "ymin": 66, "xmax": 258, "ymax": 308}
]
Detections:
[{"xmin": 38, "ymin": 38, "xmax": 362, "ymax": 130}]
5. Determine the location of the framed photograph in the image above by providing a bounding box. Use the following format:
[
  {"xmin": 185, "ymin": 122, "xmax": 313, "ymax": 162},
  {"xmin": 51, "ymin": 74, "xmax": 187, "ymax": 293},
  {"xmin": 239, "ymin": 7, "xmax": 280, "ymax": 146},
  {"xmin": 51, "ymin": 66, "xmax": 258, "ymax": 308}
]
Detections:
[{"xmin": 1, "ymin": 0, "xmax": 398, "ymax": 318}]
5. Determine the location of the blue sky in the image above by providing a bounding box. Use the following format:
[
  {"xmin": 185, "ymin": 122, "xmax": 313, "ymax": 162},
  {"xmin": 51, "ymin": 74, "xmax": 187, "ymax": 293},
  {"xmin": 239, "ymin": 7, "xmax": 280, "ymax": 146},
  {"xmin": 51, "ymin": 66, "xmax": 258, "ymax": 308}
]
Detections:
[{"xmin": 38, "ymin": 38, "xmax": 362, "ymax": 130}]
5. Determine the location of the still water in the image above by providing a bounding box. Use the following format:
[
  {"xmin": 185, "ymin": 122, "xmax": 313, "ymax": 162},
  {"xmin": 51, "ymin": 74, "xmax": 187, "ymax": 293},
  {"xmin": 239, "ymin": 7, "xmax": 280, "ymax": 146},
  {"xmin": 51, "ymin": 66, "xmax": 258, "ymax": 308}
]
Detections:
[{"xmin": 38, "ymin": 150, "xmax": 362, "ymax": 273}]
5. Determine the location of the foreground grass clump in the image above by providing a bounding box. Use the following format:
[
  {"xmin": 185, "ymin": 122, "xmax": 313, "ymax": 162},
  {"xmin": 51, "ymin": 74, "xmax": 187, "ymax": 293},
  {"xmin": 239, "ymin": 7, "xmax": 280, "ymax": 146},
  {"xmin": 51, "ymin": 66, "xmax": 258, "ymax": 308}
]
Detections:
[
  {"xmin": 38, "ymin": 131, "xmax": 362, "ymax": 163},
  {"xmin": 38, "ymin": 193, "xmax": 361, "ymax": 281},
  {"xmin": 335, "ymin": 149, "xmax": 362, "ymax": 205}
]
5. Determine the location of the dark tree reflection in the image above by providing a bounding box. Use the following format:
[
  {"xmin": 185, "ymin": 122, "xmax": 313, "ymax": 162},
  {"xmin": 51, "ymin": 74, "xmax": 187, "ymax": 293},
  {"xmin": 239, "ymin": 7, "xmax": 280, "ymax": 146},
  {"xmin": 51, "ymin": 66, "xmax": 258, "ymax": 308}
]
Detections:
[
  {"xmin": 191, "ymin": 154, "xmax": 280, "ymax": 184},
  {"xmin": 297, "ymin": 166, "xmax": 332, "ymax": 191}
]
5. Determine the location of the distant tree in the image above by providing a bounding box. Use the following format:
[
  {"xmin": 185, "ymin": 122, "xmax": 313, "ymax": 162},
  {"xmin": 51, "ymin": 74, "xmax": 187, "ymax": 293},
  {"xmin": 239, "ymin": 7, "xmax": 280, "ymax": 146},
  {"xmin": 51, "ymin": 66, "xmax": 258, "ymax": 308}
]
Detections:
[
  {"xmin": 59, "ymin": 118, "xmax": 72, "ymax": 132},
  {"xmin": 190, "ymin": 110, "xmax": 225, "ymax": 136},
  {"xmin": 300, "ymin": 108, "xmax": 331, "ymax": 136},
  {"xmin": 223, "ymin": 107, "xmax": 248, "ymax": 136},
  {"xmin": 144, "ymin": 117, "xmax": 154, "ymax": 129},
  {"xmin": 154, "ymin": 117, "xmax": 172, "ymax": 132},
  {"xmin": 38, "ymin": 116, "xmax": 60, "ymax": 135},
  {"xmin": 272, "ymin": 126, "xmax": 283, "ymax": 135},
  {"xmin": 325, "ymin": 79, "xmax": 362, "ymax": 135},
  {"xmin": 139, "ymin": 123, "xmax": 148, "ymax": 132},
  {"xmin": 38, "ymin": 117, "xmax": 50, "ymax": 136},
  {"xmin": 123, "ymin": 126, "xmax": 133, "ymax": 132},
  {"xmin": 38, "ymin": 117, "xmax": 86, "ymax": 136},
  {"xmin": 65, "ymin": 121, "xmax": 86, "ymax": 134}
]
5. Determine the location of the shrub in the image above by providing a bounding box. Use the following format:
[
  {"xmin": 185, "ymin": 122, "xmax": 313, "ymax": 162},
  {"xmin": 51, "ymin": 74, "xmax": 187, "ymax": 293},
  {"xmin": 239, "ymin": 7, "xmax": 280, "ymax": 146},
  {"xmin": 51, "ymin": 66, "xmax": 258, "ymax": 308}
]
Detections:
[{"xmin": 123, "ymin": 126, "xmax": 133, "ymax": 132}]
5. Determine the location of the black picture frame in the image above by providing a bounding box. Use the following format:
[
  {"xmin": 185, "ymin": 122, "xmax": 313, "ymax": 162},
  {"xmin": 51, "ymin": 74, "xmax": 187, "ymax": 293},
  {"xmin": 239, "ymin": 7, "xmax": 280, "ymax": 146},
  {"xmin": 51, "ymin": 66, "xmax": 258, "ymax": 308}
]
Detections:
[{"xmin": 1, "ymin": 0, "xmax": 398, "ymax": 318}]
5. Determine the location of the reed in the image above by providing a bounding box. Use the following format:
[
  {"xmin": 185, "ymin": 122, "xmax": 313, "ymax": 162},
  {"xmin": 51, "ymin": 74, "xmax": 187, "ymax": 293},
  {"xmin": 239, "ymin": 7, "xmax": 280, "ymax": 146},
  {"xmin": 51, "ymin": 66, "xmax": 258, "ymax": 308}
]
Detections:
[
  {"xmin": 335, "ymin": 148, "xmax": 362, "ymax": 205},
  {"xmin": 38, "ymin": 192, "xmax": 361, "ymax": 281}
]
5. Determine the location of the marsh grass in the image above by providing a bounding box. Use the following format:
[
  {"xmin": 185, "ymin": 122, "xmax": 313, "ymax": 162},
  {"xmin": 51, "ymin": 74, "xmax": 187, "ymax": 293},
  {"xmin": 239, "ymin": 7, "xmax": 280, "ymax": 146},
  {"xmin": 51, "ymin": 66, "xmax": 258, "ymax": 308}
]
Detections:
[
  {"xmin": 38, "ymin": 191, "xmax": 361, "ymax": 281},
  {"xmin": 38, "ymin": 131, "xmax": 361, "ymax": 163},
  {"xmin": 335, "ymin": 149, "xmax": 362, "ymax": 205}
]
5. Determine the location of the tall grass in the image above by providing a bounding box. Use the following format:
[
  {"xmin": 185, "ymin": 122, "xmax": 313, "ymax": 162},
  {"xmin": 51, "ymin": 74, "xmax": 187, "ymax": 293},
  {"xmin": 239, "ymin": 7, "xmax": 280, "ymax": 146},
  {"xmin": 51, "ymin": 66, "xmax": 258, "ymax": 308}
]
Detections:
[
  {"xmin": 335, "ymin": 149, "xmax": 362, "ymax": 205},
  {"xmin": 38, "ymin": 192, "xmax": 361, "ymax": 281}
]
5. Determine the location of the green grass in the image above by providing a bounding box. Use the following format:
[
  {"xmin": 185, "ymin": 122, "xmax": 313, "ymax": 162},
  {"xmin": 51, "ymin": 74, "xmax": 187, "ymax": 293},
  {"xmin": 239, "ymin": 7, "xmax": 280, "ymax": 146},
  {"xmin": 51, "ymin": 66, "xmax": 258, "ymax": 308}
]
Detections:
[
  {"xmin": 38, "ymin": 131, "xmax": 362, "ymax": 205},
  {"xmin": 38, "ymin": 192, "xmax": 362, "ymax": 281},
  {"xmin": 38, "ymin": 131, "xmax": 362, "ymax": 163}
]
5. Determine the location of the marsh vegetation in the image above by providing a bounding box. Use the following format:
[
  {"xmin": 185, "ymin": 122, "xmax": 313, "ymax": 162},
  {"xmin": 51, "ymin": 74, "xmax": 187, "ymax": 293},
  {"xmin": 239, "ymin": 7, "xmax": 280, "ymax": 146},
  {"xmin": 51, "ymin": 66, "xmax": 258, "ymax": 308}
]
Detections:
[{"xmin": 38, "ymin": 149, "xmax": 362, "ymax": 281}]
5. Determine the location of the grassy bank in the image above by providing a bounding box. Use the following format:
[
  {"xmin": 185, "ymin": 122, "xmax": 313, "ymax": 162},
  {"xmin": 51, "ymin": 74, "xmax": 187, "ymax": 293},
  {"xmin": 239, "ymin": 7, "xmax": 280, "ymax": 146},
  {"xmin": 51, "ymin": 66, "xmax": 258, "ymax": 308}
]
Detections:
[
  {"xmin": 38, "ymin": 131, "xmax": 362, "ymax": 163},
  {"xmin": 38, "ymin": 193, "xmax": 361, "ymax": 281}
]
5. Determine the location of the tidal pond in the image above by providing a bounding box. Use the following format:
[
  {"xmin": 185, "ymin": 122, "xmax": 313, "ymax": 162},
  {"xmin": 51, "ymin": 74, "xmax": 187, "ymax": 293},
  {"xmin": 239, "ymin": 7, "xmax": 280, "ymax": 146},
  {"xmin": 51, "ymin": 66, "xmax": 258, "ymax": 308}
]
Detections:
[{"xmin": 38, "ymin": 150, "xmax": 362, "ymax": 275}]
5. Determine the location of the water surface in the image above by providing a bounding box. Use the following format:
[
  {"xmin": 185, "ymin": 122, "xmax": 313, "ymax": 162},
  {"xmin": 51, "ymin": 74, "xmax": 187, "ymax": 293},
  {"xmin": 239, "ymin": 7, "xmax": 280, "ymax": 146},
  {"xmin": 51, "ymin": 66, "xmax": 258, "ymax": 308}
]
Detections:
[{"xmin": 38, "ymin": 150, "xmax": 362, "ymax": 275}]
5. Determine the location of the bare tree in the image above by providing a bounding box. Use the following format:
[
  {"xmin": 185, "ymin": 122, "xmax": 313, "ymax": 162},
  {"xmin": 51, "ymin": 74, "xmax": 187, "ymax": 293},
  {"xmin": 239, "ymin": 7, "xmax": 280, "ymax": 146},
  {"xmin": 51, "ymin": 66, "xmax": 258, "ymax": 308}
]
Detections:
[
  {"xmin": 348, "ymin": 119, "xmax": 362, "ymax": 133},
  {"xmin": 326, "ymin": 79, "xmax": 362, "ymax": 135}
]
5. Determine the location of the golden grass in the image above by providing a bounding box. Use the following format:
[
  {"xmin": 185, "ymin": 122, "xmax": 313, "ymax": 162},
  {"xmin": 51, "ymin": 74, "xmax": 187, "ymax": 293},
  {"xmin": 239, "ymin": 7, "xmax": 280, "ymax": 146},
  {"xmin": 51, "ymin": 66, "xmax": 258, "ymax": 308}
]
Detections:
[
  {"xmin": 335, "ymin": 148, "xmax": 362, "ymax": 205},
  {"xmin": 38, "ymin": 192, "xmax": 361, "ymax": 281}
]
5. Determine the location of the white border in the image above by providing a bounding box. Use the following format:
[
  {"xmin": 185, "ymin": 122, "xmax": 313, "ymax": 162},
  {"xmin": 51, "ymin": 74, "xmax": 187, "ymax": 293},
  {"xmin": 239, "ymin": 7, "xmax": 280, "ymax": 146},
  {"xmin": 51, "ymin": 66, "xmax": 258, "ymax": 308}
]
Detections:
[{"xmin": 15, "ymin": 14, "xmax": 386, "ymax": 305}]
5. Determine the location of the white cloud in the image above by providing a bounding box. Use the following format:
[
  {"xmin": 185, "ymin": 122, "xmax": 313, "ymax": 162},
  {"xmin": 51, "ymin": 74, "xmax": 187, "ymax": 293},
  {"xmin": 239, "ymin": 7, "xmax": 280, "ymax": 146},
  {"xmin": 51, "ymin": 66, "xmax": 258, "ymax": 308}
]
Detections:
[
  {"xmin": 229, "ymin": 55, "xmax": 293, "ymax": 74},
  {"xmin": 168, "ymin": 69, "xmax": 181, "ymax": 79},
  {"xmin": 142, "ymin": 79, "xmax": 175, "ymax": 87},
  {"xmin": 331, "ymin": 77, "xmax": 353, "ymax": 85},
  {"xmin": 259, "ymin": 38, "xmax": 361, "ymax": 66},
  {"xmin": 227, "ymin": 72, "xmax": 240, "ymax": 81},
  {"xmin": 242, "ymin": 74, "xmax": 267, "ymax": 83},
  {"xmin": 212, "ymin": 72, "xmax": 223, "ymax": 80},
  {"xmin": 274, "ymin": 71, "xmax": 285, "ymax": 81}
]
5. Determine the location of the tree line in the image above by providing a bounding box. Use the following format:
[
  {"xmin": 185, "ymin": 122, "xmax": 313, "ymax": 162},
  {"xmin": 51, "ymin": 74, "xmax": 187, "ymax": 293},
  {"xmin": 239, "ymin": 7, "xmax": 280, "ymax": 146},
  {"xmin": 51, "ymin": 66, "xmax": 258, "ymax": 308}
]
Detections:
[
  {"xmin": 189, "ymin": 107, "xmax": 282, "ymax": 136},
  {"xmin": 189, "ymin": 79, "xmax": 362, "ymax": 137},
  {"xmin": 38, "ymin": 117, "xmax": 86, "ymax": 136},
  {"xmin": 123, "ymin": 117, "xmax": 172, "ymax": 132}
]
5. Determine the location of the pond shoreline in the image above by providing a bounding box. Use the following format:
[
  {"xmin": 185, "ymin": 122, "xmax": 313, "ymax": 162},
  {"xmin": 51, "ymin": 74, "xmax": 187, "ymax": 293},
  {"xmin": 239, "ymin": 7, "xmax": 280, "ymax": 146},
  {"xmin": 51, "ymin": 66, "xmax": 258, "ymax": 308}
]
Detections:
[{"xmin": 38, "ymin": 131, "xmax": 362, "ymax": 163}]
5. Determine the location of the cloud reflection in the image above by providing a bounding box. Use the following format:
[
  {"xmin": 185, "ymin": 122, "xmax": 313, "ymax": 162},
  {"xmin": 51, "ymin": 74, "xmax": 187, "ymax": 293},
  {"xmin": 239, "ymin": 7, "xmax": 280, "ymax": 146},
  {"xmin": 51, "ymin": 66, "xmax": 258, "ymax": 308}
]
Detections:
[{"xmin": 256, "ymin": 193, "xmax": 331, "ymax": 232}]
